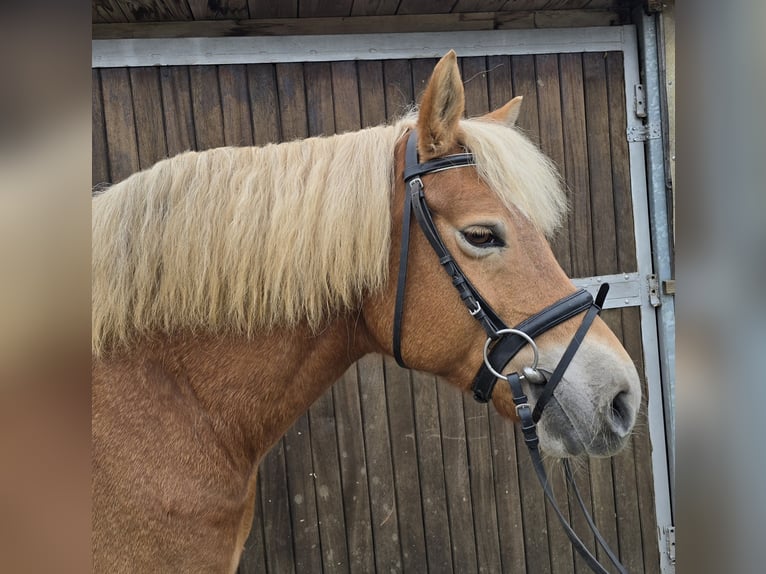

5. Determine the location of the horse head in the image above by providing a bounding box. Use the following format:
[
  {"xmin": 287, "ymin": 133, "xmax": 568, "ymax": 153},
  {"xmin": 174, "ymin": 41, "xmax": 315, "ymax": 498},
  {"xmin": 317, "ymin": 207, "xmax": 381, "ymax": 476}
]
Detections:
[{"xmin": 363, "ymin": 51, "xmax": 641, "ymax": 459}]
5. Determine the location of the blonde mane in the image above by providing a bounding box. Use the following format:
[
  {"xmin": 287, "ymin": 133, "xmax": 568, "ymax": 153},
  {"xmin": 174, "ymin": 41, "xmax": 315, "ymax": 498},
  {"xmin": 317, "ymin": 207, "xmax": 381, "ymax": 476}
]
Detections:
[{"xmin": 92, "ymin": 116, "xmax": 565, "ymax": 355}]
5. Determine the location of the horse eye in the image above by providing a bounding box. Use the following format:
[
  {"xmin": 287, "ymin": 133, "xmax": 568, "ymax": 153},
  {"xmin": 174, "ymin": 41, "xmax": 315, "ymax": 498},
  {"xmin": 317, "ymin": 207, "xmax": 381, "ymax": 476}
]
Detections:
[{"xmin": 462, "ymin": 227, "xmax": 503, "ymax": 248}]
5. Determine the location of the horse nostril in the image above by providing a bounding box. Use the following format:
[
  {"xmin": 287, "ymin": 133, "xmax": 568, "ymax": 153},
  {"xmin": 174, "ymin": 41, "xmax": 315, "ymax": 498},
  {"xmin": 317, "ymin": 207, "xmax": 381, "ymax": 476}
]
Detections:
[{"xmin": 608, "ymin": 391, "xmax": 633, "ymax": 437}]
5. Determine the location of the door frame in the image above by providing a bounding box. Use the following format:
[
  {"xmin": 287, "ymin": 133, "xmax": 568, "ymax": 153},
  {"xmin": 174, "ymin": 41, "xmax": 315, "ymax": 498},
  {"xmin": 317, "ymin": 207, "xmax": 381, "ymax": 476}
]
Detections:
[{"xmin": 92, "ymin": 26, "xmax": 675, "ymax": 573}]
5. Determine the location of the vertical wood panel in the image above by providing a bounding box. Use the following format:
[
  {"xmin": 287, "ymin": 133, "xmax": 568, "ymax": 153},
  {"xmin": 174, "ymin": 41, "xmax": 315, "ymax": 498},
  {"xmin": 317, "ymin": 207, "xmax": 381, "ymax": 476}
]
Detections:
[
  {"xmin": 532, "ymin": 54, "xmax": 573, "ymax": 275},
  {"xmin": 461, "ymin": 55, "xmax": 505, "ymax": 574},
  {"xmin": 159, "ymin": 67, "xmax": 196, "ymax": 155},
  {"xmin": 270, "ymin": 61, "xmax": 324, "ymax": 574},
  {"xmin": 129, "ymin": 67, "xmax": 168, "ymax": 168},
  {"xmin": 333, "ymin": 366, "xmax": 375, "ymax": 573},
  {"xmin": 189, "ymin": 66, "xmax": 225, "ymax": 150},
  {"xmin": 248, "ymin": 0, "xmax": 297, "ymax": 18},
  {"xmin": 411, "ymin": 370, "xmax": 454, "ymax": 573},
  {"xmin": 485, "ymin": 54, "xmax": 529, "ymax": 574},
  {"xmin": 100, "ymin": 67, "xmax": 140, "ymax": 183},
  {"xmin": 92, "ymin": 70, "xmax": 110, "ymax": 187},
  {"xmin": 581, "ymin": 51, "xmax": 621, "ymax": 565},
  {"xmin": 218, "ymin": 65, "xmax": 254, "ymax": 147},
  {"xmin": 558, "ymin": 52, "xmax": 599, "ymax": 574},
  {"xmin": 247, "ymin": 64, "xmax": 281, "ymax": 145},
  {"xmin": 436, "ymin": 376, "xmax": 478, "ymax": 572},
  {"xmin": 357, "ymin": 354, "xmax": 402, "ymax": 573},
  {"xmin": 238, "ymin": 480, "xmax": 268, "ymax": 574},
  {"xmin": 259, "ymin": 441, "xmax": 297, "ymax": 574}
]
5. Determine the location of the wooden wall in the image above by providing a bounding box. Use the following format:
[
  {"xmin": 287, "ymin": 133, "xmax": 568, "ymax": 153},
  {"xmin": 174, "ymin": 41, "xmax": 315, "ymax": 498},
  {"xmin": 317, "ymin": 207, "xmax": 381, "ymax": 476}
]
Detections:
[{"xmin": 92, "ymin": 53, "xmax": 660, "ymax": 573}]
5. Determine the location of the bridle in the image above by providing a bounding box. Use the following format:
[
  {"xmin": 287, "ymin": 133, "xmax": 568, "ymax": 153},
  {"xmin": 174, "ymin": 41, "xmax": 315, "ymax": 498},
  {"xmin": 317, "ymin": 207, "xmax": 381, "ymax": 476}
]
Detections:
[{"xmin": 392, "ymin": 129, "xmax": 628, "ymax": 574}]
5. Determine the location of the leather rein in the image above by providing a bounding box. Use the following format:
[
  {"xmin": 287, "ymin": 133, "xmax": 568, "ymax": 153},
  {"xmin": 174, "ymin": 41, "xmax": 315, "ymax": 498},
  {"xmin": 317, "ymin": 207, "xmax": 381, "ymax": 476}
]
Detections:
[{"xmin": 392, "ymin": 130, "xmax": 628, "ymax": 574}]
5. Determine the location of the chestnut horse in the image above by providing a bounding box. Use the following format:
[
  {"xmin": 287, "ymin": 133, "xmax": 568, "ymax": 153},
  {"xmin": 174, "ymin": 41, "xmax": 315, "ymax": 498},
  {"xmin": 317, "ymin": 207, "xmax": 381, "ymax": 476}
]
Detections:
[{"xmin": 92, "ymin": 52, "xmax": 640, "ymax": 572}]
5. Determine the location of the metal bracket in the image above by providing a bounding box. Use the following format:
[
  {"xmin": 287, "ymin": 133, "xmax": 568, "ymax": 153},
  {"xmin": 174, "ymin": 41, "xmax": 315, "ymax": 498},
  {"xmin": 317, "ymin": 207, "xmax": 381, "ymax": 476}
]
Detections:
[
  {"xmin": 634, "ymin": 83, "xmax": 647, "ymax": 118},
  {"xmin": 648, "ymin": 274, "xmax": 661, "ymax": 307},
  {"xmin": 627, "ymin": 123, "xmax": 662, "ymax": 142},
  {"xmin": 662, "ymin": 526, "xmax": 676, "ymax": 565}
]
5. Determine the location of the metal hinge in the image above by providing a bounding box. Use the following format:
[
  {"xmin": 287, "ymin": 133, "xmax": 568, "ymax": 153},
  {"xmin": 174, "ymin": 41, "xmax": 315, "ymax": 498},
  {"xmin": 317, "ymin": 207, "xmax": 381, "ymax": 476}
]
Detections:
[
  {"xmin": 627, "ymin": 123, "xmax": 662, "ymax": 142},
  {"xmin": 648, "ymin": 274, "xmax": 661, "ymax": 307},
  {"xmin": 662, "ymin": 526, "xmax": 676, "ymax": 565}
]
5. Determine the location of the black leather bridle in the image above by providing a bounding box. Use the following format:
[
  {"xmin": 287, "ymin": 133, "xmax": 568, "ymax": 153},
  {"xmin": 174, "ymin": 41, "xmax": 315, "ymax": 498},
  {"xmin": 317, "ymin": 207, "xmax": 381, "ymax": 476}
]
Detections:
[{"xmin": 392, "ymin": 129, "xmax": 628, "ymax": 574}]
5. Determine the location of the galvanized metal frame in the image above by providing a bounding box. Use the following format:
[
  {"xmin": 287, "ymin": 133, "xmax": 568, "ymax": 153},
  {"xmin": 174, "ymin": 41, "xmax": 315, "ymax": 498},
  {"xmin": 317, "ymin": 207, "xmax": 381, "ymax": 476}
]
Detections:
[{"xmin": 91, "ymin": 26, "xmax": 675, "ymax": 572}]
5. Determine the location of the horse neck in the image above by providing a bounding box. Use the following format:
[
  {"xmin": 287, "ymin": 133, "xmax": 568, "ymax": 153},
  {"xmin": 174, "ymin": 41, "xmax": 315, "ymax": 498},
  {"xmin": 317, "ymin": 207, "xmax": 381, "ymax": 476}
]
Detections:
[{"xmin": 135, "ymin": 314, "xmax": 375, "ymax": 467}]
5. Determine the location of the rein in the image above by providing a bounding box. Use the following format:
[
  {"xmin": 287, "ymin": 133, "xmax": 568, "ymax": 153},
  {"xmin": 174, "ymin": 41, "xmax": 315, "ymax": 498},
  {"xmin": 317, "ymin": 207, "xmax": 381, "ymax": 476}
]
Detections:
[{"xmin": 392, "ymin": 129, "xmax": 628, "ymax": 574}]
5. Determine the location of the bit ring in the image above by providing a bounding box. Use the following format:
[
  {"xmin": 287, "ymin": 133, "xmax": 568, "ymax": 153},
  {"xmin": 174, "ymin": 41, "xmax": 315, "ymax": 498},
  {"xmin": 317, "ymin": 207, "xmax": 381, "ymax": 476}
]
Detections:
[{"xmin": 482, "ymin": 328, "xmax": 539, "ymax": 381}]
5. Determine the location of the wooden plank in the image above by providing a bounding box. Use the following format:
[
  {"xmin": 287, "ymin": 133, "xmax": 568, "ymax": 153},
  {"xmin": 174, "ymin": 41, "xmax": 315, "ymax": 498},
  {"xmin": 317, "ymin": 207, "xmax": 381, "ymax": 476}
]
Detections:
[
  {"xmin": 350, "ymin": 0, "xmax": 400, "ymax": 16},
  {"xmin": 383, "ymin": 59, "xmax": 414, "ymax": 120},
  {"xmin": 559, "ymin": 53, "xmax": 593, "ymax": 279},
  {"xmin": 246, "ymin": 64, "xmax": 281, "ymax": 145},
  {"xmin": 159, "ymin": 67, "xmax": 196, "ymax": 155},
  {"xmin": 330, "ymin": 61, "xmax": 361, "ymax": 133},
  {"xmin": 299, "ymin": 0, "xmax": 353, "ymax": 18},
  {"xmin": 92, "ymin": 70, "xmax": 110, "ymax": 187},
  {"xmin": 305, "ymin": 62, "xmax": 336, "ymax": 137},
  {"xmin": 187, "ymin": 0, "xmax": 248, "ymax": 19},
  {"xmin": 436, "ymin": 376, "xmax": 478, "ymax": 572},
  {"xmin": 534, "ymin": 9, "xmax": 619, "ymax": 28},
  {"xmin": 581, "ymin": 52, "xmax": 622, "ymax": 567},
  {"xmin": 509, "ymin": 52, "xmax": 576, "ymax": 574},
  {"xmin": 460, "ymin": 55, "xmax": 505, "ymax": 574},
  {"xmin": 248, "ymin": 0, "xmax": 298, "ymax": 18},
  {"xmin": 357, "ymin": 354, "xmax": 402, "ymax": 573},
  {"xmin": 605, "ymin": 52, "xmax": 637, "ymax": 272},
  {"xmin": 557, "ymin": 52, "xmax": 600, "ymax": 574},
  {"xmin": 532, "ymin": 54, "xmax": 572, "ymax": 275},
  {"xmin": 129, "ymin": 67, "xmax": 168, "ymax": 168},
  {"xmin": 309, "ymin": 390, "xmax": 350, "ymax": 573},
  {"xmin": 453, "ymin": 0, "xmax": 507, "ymax": 11},
  {"xmin": 302, "ymin": 62, "xmax": 351, "ymax": 573},
  {"xmin": 119, "ymin": 0, "xmax": 193, "ymax": 21},
  {"xmin": 100, "ymin": 67, "xmax": 140, "ymax": 183},
  {"xmin": 408, "ymin": 61, "xmax": 457, "ymax": 573},
  {"xmin": 411, "ymin": 370, "xmax": 454, "ymax": 573},
  {"xmin": 282, "ymin": 416, "xmax": 324, "ymax": 574},
  {"xmin": 357, "ymin": 61, "xmax": 387, "ymax": 128},
  {"xmin": 259, "ymin": 440, "xmax": 297, "ymax": 574},
  {"xmin": 621, "ymin": 306, "xmax": 660, "ymax": 574},
  {"xmin": 218, "ymin": 65, "xmax": 255, "ymax": 147},
  {"xmin": 382, "ymin": 357, "xmax": 427, "ymax": 572},
  {"xmin": 514, "ymin": 427, "xmax": 552, "ymax": 574},
  {"xmin": 380, "ymin": 59, "xmax": 428, "ymax": 572},
  {"xmin": 484, "ymin": 54, "xmax": 528, "ymax": 574},
  {"xmin": 332, "ymin": 365, "xmax": 375, "ymax": 573},
  {"xmin": 275, "ymin": 63, "xmax": 309, "ymax": 140},
  {"xmin": 93, "ymin": 0, "xmax": 128, "ymax": 23},
  {"xmin": 91, "ymin": 12, "xmax": 538, "ymax": 38},
  {"xmin": 238, "ymin": 479, "xmax": 268, "ymax": 573},
  {"xmin": 188, "ymin": 66, "xmax": 226, "ymax": 150},
  {"xmin": 397, "ymin": 0, "xmax": 454, "ymax": 14}
]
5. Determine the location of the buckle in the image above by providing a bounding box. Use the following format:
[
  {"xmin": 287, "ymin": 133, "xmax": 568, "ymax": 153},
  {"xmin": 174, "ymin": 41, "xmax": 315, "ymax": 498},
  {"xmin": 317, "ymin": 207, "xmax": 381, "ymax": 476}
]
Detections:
[
  {"xmin": 468, "ymin": 300, "xmax": 482, "ymax": 316},
  {"xmin": 515, "ymin": 402, "xmax": 532, "ymax": 418}
]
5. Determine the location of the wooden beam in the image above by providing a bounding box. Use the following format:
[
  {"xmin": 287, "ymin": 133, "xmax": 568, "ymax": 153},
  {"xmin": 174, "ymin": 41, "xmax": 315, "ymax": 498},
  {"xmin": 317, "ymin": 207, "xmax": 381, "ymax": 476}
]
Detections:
[{"xmin": 92, "ymin": 11, "xmax": 623, "ymax": 40}]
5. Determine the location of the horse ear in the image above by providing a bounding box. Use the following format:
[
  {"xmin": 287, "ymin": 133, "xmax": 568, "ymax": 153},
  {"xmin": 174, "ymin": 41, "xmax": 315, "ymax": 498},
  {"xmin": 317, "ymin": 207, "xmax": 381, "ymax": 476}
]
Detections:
[
  {"xmin": 417, "ymin": 50, "xmax": 465, "ymax": 160},
  {"xmin": 482, "ymin": 95, "xmax": 523, "ymax": 127}
]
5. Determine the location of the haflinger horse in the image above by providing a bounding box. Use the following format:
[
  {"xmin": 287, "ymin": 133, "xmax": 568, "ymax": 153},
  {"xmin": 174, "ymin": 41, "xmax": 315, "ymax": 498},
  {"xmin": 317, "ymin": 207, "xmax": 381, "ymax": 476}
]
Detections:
[{"xmin": 92, "ymin": 51, "xmax": 640, "ymax": 572}]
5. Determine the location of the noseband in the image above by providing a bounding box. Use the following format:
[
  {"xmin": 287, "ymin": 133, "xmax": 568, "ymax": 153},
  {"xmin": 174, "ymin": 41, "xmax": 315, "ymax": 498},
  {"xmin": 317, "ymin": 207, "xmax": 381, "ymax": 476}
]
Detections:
[{"xmin": 392, "ymin": 130, "xmax": 627, "ymax": 574}]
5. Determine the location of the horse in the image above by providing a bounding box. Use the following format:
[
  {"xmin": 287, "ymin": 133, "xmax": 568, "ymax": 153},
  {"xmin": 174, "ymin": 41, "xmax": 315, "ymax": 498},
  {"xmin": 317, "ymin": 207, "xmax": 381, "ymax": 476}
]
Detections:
[{"xmin": 92, "ymin": 51, "xmax": 641, "ymax": 572}]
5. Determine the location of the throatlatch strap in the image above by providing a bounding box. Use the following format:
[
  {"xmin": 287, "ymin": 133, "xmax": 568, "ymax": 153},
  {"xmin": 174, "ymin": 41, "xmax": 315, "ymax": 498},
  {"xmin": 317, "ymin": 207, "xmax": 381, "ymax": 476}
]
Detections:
[{"xmin": 392, "ymin": 178, "xmax": 415, "ymax": 368}]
